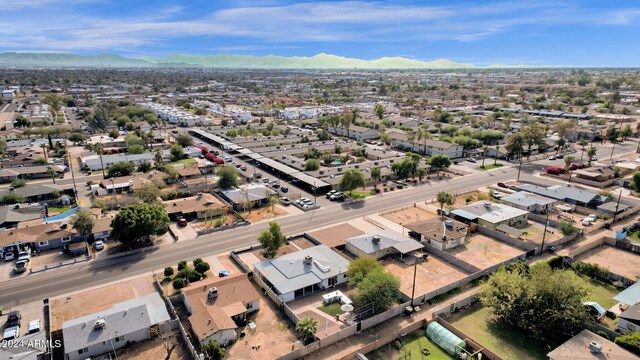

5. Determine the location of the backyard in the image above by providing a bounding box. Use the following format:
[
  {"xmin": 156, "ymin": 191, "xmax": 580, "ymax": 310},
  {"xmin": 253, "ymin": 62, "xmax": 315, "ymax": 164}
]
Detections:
[
  {"xmin": 166, "ymin": 158, "xmax": 197, "ymax": 167},
  {"xmin": 318, "ymin": 302, "xmax": 344, "ymax": 317},
  {"xmin": 367, "ymin": 331, "xmax": 454, "ymax": 360}
]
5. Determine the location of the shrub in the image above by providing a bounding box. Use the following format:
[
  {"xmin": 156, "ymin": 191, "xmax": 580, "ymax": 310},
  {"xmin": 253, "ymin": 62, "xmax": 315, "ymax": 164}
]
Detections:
[
  {"xmin": 558, "ymin": 222, "xmax": 579, "ymax": 236},
  {"xmin": 214, "ymin": 219, "xmax": 224, "ymax": 228},
  {"xmin": 162, "ymin": 276, "xmax": 172, "ymax": 283},
  {"xmin": 177, "ymin": 260, "xmax": 187, "ymax": 271},
  {"xmin": 193, "ymin": 258, "xmax": 203, "ymax": 266},
  {"xmin": 547, "ymin": 256, "xmax": 565, "ymax": 269},
  {"xmin": 195, "ymin": 261, "xmax": 211, "ymax": 274},
  {"xmin": 596, "ymin": 330, "xmax": 610, "ymax": 340},
  {"xmin": 545, "ymin": 166, "xmax": 566, "ymax": 175},
  {"xmin": 615, "ymin": 332, "xmax": 640, "ymax": 355},
  {"xmin": 572, "ymin": 261, "xmax": 611, "ymax": 282},
  {"xmin": 164, "ymin": 267, "xmax": 174, "ymax": 277},
  {"xmin": 613, "ymin": 280, "xmax": 625, "ymax": 288},
  {"xmin": 172, "ymin": 278, "xmax": 185, "ymax": 289}
]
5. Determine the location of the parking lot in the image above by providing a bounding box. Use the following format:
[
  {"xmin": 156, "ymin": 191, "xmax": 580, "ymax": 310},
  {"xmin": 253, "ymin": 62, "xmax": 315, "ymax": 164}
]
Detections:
[
  {"xmin": 0, "ymin": 297, "xmax": 45, "ymax": 340},
  {"xmin": 448, "ymin": 234, "xmax": 526, "ymax": 269}
]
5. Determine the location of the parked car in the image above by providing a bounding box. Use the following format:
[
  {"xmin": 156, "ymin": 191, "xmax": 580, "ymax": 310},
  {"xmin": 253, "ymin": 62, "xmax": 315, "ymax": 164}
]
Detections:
[
  {"xmin": 330, "ymin": 192, "xmax": 346, "ymax": 201},
  {"xmin": 326, "ymin": 190, "xmax": 338, "ymax": 199},
  {"xmin": 591, "ymin": 155, "xmax": 598, "ymax": 161},
  {"xmin": 581, "ymin": 218, "xmax": 593, "ymax": 226},
  {"xmin": 279, "ymin": 197, "xmax": 291, "ymax": 205},
  {"xmin": 271, "ymin": 181, "xmax": 280, "ymax": 188},
  {"xmin": 240, "ymin": 166, "xmax": 247, "ymax": 171},
  {"xmin": 218, "ymin": 270, "xmax": 231, "ymax": 277},
  {"xmin": 466, "ymin": 157, "xmax": 477, "ymax": 163},
  {"xmin": 93, "ymin": 241, "xmax": 105, "ymax": 250},
  {"xmin": 586, "ymin": 214, "xmax": 597, "ymax": 222},
  {"xmin": 497, "ymin": 182, "xmax": 508, "ymax": 188},
  {"xmin": 3, "ymin": 251, "xmax": 15, "ymax": 261},
  {"xmin": 177, "ymin": 217, "xmax": 188, "ymax": 226},
  {"xmin": 491, "ymin": 192, "xmax": 502, "ymax": 199},
  {"xmin": 548, "ymin": 155, "xmax": 557, "ymax": 160},
  {"xmin": 6, "ymin": 310, "xmax": 21, "ymax": 327},
  {"xmin": 3, "ymin": 325, "xmax": 19, "ymax": 341},
  {"xmin": 261, "ymin": 178, "xmax": 271, "ymax": 184},
  {"xmin": 17, "ymin": 251, "xmax": 30, "ymax": 262},
  {"xmin": 27, "ymin": 319, "xmax": 42, "ymax": 334},
  {"xmin": 280, "ymin": 186, "xmax": 288, "ymax": 193},
  {"xmin": 223, "ymin": 156, "xmax": 232, "ymax": 162},
  {"xmin": 13, "ymin": 260, "xmax": 28, "ymax": 273}
]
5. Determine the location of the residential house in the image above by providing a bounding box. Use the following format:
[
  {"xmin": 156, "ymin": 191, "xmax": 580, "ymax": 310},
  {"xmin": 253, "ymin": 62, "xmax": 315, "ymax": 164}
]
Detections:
[
  {"xmin": 451, "ymin": 202, "xmax": 529, "ymax": 230},
  {"xmin": 101, "ymin": 171, "xmax": 170, "ymax": 194},
  {"xmin": 254, "ymin": 245, "xmax": 350, "ymax": 302},
  {"xmin": 385, "ymin": 128, "xmax": 464, "ymax": 158},
  {"xmin": 1, "ymin": 89, "xmax": 15, "ymax": 99},
  {"xmin": 572, "ymin": 166, "xmax": 615, "ymax": 184},
  {"xmin": 176, "ymin": 166, "xmax": 202, "ymax": 180},
  {"xmin": 0, "ymin": 165, "xmax": 65, "ymax": 183},
  {"xmin": 404, "ymin": 218, "xmax": 469, "ymax": 250},
  {"xmin": 597, "ymin": 202, "xmax": 630, "ymax": 216},
  {"xmin": 515, "ymin": 184, "xmax": 608, "ymax": 208},
  {"xmin": 0, "ymin": 183, "xmax": 67, "ymax": 203},
  {"xmin": 0, "ymin": 222, "xmax": 85, "ymax": 254},
  {"xmin": 80, "ymin": 153, "xmax": 156, "ymax": 171},
  {"xmin": 163, "ymin": 193, "xmax": 229, "ymax": 220},
  {"xmin": 329, "ymin": 125, "xmax": 380, "ymax": 141},
  {"xmin": 566, "ymin": 128, "xmax": 596, "ymax": 141},
  {"xmin": 219, "ymin": 184, "xmax": 277, "ymax": 211},
  {"xmin": 614, "ymin": 282, "xmax": 640, "ymax": 307},
  {"xmin": 501, "ymin": 191, "xmax": 558, "ymax": 214},
  {"xmin": 547, "ymin": 329, "xmax": 637, "ymax": 360},
  {"xmin": 62, "ymin": 293, "xmax": 171, "ymax": 360},
  {"xmin": 92, "ymin": 217, "xmax": 113, "ymax": 241},
  {"xmin": 182, "ymin": 274, "xmax": 260, "ymax": 346},
  {"xmin": 0, "ymin": 203, "xmax": 44, "ymax": 229},
  {"xmin": 345, "ymin": 230, "xmax": 423, "ymax": 259}
]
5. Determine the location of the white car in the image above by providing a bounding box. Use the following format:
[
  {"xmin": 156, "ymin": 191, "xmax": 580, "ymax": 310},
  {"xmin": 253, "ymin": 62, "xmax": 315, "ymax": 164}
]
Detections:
[
  {"xmin": 93, "ymin": 241, "xmax": 105, "ymax": 250},
  {"xmin": 591, "ymin": 155, "xmax": 598, "ymax": 161},
  {"xmin": 3, "ymin": 252, "xmax": 15, "ymax": 261},
  {"xmin": 27, "ymin": 319, "xmax": 42, "ymax": 334},
  {"xmin": 581, "ymin": 218, "xmax": 593, "ymax": 226},
  {"xmin": 3, "ymin": 325, "xmax": 19, "ymax": 340},
  {"xmin": 491, "ymin": 192, "xmax": 502, "ymax": 199},
  {"xmin": 17, "ymin": 251, "xmax": 30, "ymax": 262},
  {"xmin": 586, "ymin": 214, "xmax": 597, "ymax": 222}
]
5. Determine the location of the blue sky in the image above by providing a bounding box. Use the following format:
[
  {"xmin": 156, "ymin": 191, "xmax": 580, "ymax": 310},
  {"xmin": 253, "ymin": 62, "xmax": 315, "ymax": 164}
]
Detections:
[{"xmin": 1, "ymin": 0, "xmax": 639, "ymax": 66}]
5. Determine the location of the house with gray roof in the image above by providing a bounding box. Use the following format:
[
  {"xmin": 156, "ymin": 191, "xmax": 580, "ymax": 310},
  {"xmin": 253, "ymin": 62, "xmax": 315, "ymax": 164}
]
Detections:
[
  {"xmin": 0, "ymin": 204, "xmax": 44, "ymax": 229},
  {"xmin": 254, "ymin": 245, "xmax": 350, "ymax": 302},
  {"xmin": 0, "ymin": 183, "xmax": 68, "ymax": 203},
  {"xmin": 451, "ymin": 202, "xmax": 529, "ymax": 230},
  {"xmin": 345, "ymin": 230, "xmax": 423, "ymax": 259},
  {"xmin": 515, "ymin": 184, "xmax": 608, "ymax": 207},
  {"xmin": 501, "ymin": 191, "xmax": 558, "ymax": 214},
  {"xmin": 219, "ymin": 184, "xmax": 276, "ymax": 211},
  {"xmin": 62, "ymin": 292, "xmax": 170, "ymax": 360}
]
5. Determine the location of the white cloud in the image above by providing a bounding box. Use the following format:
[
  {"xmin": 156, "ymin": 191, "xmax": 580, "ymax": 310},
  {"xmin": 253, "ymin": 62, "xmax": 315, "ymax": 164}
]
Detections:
[{"xmin": 0, "ymin": 1, "xmax": 639, "ymax": 52}]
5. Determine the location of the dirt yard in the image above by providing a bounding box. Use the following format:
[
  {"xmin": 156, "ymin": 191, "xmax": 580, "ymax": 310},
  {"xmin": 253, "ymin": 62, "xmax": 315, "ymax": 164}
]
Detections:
[
  {"xmin": 289, "ymin": 236, "xmax": 317, "ymax": 250},
  {"xmin": 51, "ymin": 275, "xmax": 157, "ymax": 331},
  {"xmin": 307, "ymin": 223, "xmax": 366, "ymax": 248},
  {"xmin": 382, "ymin": 206, "xmax": 438, "ymax": 225},
  {"xmin": 452, "ymin": 191, "xmax": 492, "ymax": 207},
  {"xmin": 225, "ymin": 283, "xmax": 298, "ymax": 360},
  {"xmin": 381, "ymin": 256, "xmax": 470, "ymax": 298},
  {"xmin": 576, "ymin": 245, "xmax": 640, "ymax": 280},
  {"xmin": 240, "ymin": 206, "xmax": 288, "ymax": 223},
  {"xmin": 117, "ymin": 332, "xmax": 190, "ymax": 360},
  {"xmin": 448, "ymin": 234, "xmax": 525, "ymax": 269},
  {"xmin": 29, "ymin": 250, "xmax": 76, "ymax": 269}
]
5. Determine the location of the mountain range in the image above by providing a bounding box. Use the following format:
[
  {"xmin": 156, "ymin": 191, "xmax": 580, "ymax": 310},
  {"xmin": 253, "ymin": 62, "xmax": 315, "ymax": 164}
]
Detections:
[{"xmin": 0, "ymin": 52, "xmax": 540, "ymax": 69}]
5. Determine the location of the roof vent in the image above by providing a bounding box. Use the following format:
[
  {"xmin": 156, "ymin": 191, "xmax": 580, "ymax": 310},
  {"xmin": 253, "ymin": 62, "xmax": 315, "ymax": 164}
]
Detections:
[
  {"xmin": 94, "ymin": 319, "xmax": 106, "ymax": 329},
  {"xmin": 304, "ymin": 255, "xmax": 313, "ymax": 265},
  {"xmin": 372, "ymin": 235, "xmax": 381, "ymax": 244},
  {"xmin": 589, "ymin": 341, "xmax": 602, "ymax": 354}
]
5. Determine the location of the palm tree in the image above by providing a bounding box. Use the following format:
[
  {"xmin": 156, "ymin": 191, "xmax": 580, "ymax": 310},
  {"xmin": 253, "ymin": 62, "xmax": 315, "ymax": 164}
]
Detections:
[
  {"xmin": 40, "ymin": 143, "xmax": 48, "ymax": 160},
  {"xmin": 243, "ymin": 190, "xmax": 252, "ymax": 214},
  {"xmin": 494, "ymin": 145, "xmax": 500, "ymax": 165},
  {"xmin": 564, "ymin": 155, "xmax": 575, "ymax": 183},
  {"xmin": 370, "ymin": 166, "xmax": 381, "ymax": 186},
  {"xmin": 407, "ymin": 130, "xmax": 417, "ymax": 152},
  {"xmin": 577, "ymin": 139, "xmax": 589, "ymax": 163},
  {"xmin": 436, "ymin": 191, "xmax": 454, "ymax": 211},
  {"xmin": 481, "ymin": 145, "xmax": 489, "ymax": 168},
  {"xmin": 46, "ymin": 166, "xmax": 56, "ymax": 184},
  {"xmin": 587, "ymin": 145, "xmax": 597, "ymax": 166},
  {"xmin": 416, "ymin": 168, "xmax": 427, "ymax": 182},
  {"xmin": 91, "ymin": 142, "xmax": 106, "ymax": 179},
  {"xmin": 295, "ymin": 317, "xmax": 318, "ymax": 345}
]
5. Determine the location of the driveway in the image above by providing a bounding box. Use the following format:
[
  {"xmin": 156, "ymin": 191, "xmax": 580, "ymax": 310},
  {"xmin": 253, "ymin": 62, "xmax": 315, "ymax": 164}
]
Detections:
[{"xmin": 170, "ymin": 223, "xmax": 198, "ymax": 241}]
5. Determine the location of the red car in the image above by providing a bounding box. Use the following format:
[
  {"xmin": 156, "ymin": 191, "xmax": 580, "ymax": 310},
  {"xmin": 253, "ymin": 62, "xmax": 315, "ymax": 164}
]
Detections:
[
  {"xmin": 497, "ymin": 182, "xmax": 508, "ymax": 188},
  {"xmin": 177, "ymin": 217, "xmax": 188, "ymax": 226}
]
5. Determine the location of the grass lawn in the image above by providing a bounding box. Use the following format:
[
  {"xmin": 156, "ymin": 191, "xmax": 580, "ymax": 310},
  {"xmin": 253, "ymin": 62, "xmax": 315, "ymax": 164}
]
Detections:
[
  {"xmin": 476, "ymin": 163, "xmax": 504, "ymax": 171},
  {"xmin": 166, "ymin": 158, "xmax": 197, "ymax": 166},
  {"xmin": 47, "ymin": 206, "xmax": 75, "ymax": 213},
  {"xmin": 581, "ymin": 275, "xmax": 619, "ymax": 308},
  {"xmin": 367, "ymin": 332, "xmax": 454, "ymax": 360},
  {"xmin": 349, "ymin": 191, "xmax": 373, "ymax": 199},
  {"xmin": 629, "ymin": 232, "xmax": 640, "ymax": 242},
  {"xmin": 448, "ymin": 304, "xmax": 562, "ymax": 360},
  {"xmin": 317, "ymin": 302, "xmax": 344, "ymax": 317}
]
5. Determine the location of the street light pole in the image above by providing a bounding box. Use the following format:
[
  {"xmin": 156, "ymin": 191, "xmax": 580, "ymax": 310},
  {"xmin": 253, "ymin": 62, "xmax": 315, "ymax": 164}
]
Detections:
[{"xmin": 540, "ymin": 210, "xmax": 550, "ymax": 253}]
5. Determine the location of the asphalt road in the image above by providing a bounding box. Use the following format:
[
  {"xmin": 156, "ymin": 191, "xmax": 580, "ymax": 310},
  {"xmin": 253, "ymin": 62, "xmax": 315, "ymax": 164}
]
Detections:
[{"xmin": 0, "ymin": 163, "xmax": 532, "ymax": 307}]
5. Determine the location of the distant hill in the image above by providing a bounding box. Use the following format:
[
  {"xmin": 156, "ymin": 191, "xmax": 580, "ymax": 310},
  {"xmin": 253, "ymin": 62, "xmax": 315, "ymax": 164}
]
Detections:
[{"xmin": 0, "ymin": 52, "xmax": 541, "ymax": 69}]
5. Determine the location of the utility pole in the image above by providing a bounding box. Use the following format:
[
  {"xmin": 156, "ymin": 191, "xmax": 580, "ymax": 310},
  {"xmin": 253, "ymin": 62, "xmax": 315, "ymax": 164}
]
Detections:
[
  {"xmin": 540, "ymin": 210, "xmax": 550, "ymax": 253},
  {"xmin": 517, "ymin": 143, "xmax": 523, "ymax": 181},
  {"xmin": 65, "ymin": 141, "xmax": 79, "ymax": 203},
  {"xmin": 612, "ymin": 189, "xmax": 623, "ymax": 223},
  {"xmin": 410, "ymin": 256, "xmax": 424, "ymax": 306}
]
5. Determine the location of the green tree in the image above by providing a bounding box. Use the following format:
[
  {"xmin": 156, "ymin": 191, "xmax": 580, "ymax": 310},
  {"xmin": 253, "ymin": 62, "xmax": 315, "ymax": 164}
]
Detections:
[
  {"xmin": 587, "ymin": 145, "xmax": 597, "ymax": 166},
  {"xmin": 2, "ymin": 192, "xmax": 25, "ymax": 205},
  {"xmin": 480, "ymin": 262, "xmax": 589, "ymax": 339},
  {"xmin": 374, "ymin": 104, "xmax": 385, "ymax": 119},
  {"xmin": 202, "ymin": 339, "xmax": 225, "ymax": 360},
  {"xmin": 137, "ymin": 161, "xmax": 152, "ymax": 173},
  {"xmin": 127, "ymin": 144, "xmax": 145, "ymax": 154},
  {"xmin": 632, "ymin": 172, "xmax": 640, "ymax": 192},
  {"xmin": 295, "ymin": 318, "xmax": 318, "ymax": 345},
  {"xmin": 47, "ymin": 166, "xmax": 57, "ymax": 184},
  {"xmin": 370, "ymin": 166, "xmax": 381, "ymax": 186},
  {"xmin": 107, "ymin": 161, "xmax": 135, "ymax": 178},
  {"xmin": 338, "ymin": 169, "xmax": 365, "ymax": 195},
  {"xmin": 258, "ymin": 221, "xmax": 286, "ymax": 259},
  {"xmin": 347, "ymin": 256, "xmax": 383, "ymax": 287},
  {"xmin": 428, "ymin": 154, "xmax": 451, "ymax": 176},
  {"xmin": 436, "ymin": 191, "xmax": 454, "ymax": 210},
  {"xmin": 68, "ymin": 133, "xmax": 87, "ymax": 145},
  {"xmin": 10, "ymin": 179, "xmax": 27, "ymax": 188},
  {"xmin": 356, "ymin": 268, "xmax": 401, "ymax": 314},
  {"xmin": 169, "ymin": 144, "xmax": 184, "ymax": 161},
  {"xmin": 615, "ymin": 332, "xmax": 640, "ymax": 356},
  {"xmin": 134, "ymin": 181, "xmax": 161, "ymax": 203},
  {"xmin": 304, "ymin": 159, "xmax": 321, "ymax": 171},
  {"xmin": 175, "ymin": 134, "xmax": 194, "ymax": 147},
  {"xmin": 90, "ymin": 142, "xmax": 106, "ymax": 179},
  {"xmin": 558, "ymin": 222, "xmax": 579, "ymax": 236},
  {"xmin": 108, "ymin": 129, "xmax": 120, "ymax": 139},
  {"xmin": 606, "ymin": 126, "xmax": 619, "ymax": 142},
  {"xmin": 577, "ymin": 139, "xmax": 589, "ymax": 162},
  {"xmin": 564, "ymin": 155, "xmax": 575, "ymax": 183},
  {"xmin": 110, "ymin": 203, "xmax": 170, "ymax": 246},
  {"xmin": 216, "ymin": 165, "xmax": 239, "ymax": 189},
  {"xmin": 70, "ymin": 209, "xmax": 95, "ymax": 237},
  {"xmin": 621, "ymin": 124, "xmax": 634, "ymax": 140}
]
